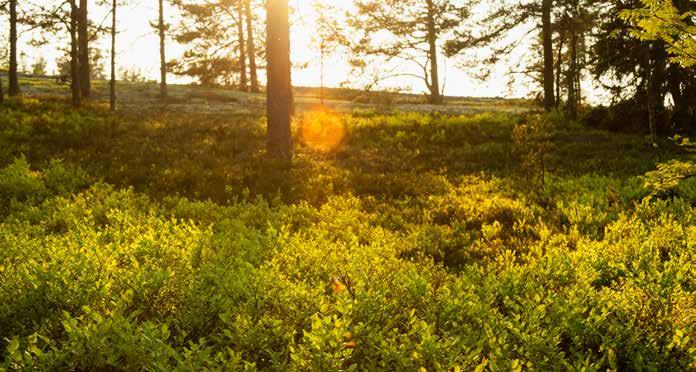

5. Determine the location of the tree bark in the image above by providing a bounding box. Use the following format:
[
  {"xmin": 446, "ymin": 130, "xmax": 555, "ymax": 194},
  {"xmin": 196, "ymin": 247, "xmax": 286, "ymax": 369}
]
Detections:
[
  {"xmin": 9, "ymin": 0, "xmax": 19, "ymax": 96},
  {"xmin": 425, "ymin": 0, "xmax": 442, "ymax": 104},
  {"xmin": 110, "ymin": 0, "xmax": 116, "ymax": 111},
  {"xmin": 158, "ymin": 0, "xmax": 168, "ymax": 99},
  {"xmin": 78, "ymin": 0, "xmax": 91, "ymax": 98},
  {"xmin": 237, "ymin": 0, "xmax": 248, "ymax": 91},
  {"xmin": 566, "ymin": 23, "xmax": 578, "ymax": 119},
  {"xmin": 245, "ymin": 0, "xmax": 259, "ymax": 93},
  {"xmin": 645, "ymin": 44, "xmax": 658, "ymax": 144},
  {"xmin": 541, "ymin": 0, "xmax": 555, "ymax": 111},
  {"xmin": 266, "ymin": 0, "xmax": 293, "ymax": 160},
  {"xmin": 70, "ymin": 0, "xmax": 82, "ymax": 108},
  {"xmin": 555, "ymin": 29, "xmax": 563, "ymax": 109}
]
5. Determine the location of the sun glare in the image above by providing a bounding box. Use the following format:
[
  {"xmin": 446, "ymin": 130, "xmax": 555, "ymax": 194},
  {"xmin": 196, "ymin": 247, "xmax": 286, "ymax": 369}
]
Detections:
[{"xmin": 299, "ymin": 109, "xmax": 347, "ymax": 152}]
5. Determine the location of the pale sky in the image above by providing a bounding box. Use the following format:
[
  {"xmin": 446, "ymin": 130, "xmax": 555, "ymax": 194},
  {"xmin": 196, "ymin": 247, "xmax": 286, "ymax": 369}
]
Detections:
[{"xmin": 6, "ymin": 0, "xmax": 606, "ymax": 101}]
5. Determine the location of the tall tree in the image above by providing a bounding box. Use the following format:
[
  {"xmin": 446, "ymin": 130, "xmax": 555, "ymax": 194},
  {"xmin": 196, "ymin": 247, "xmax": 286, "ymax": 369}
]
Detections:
[
  {"xmin": 621, "ymin": 0, "xmax": 696, "ymax": 131},
  {"xmin": 78, "ymin": 0, "xmax": 91, "ymax": 98},
  {"xmin": 266, "ymin": 0, "xmax": 292, "ymax": 159},
  {"xmin": 245, "ymin": 0, "xmax": 259, "ymax": 93},
  {"xmin": 171, "ymin": 0, "xmax": 249, "ymax": 85},
  {"xmin": 158, "ymin": 0, "xmax": 168, "ymax": 99},
  {"xmin": 237, "ymin": 0, "xmax": 247, "ymax": 91},
  {"xmin": 8, "ymin": 0, "xmax": 19, "ymax": 96},
  {"xmin": 110, "ymin": 0, "xmax": 117, "ymax": 111},
  {"xmin": 311, "ymin": 1, "xmax": 346, "ymax": 105},
  {"xmin": 348, "ymin": 0, "xmax": 470, "ymax": 104},
  {"xmin": 542, "ymin": 0, "xmax": 555, "ymax": 110},
  {"xmin": 69, "ymin": 0, "xmax": 82, "ymax": 107},
  {"xmin": 592, "ymin": 0, "xmax": 695, "ymax": 131},
  {"xmin": 446, "ymin": 1, "xmax": 560, "ymax": 108}
]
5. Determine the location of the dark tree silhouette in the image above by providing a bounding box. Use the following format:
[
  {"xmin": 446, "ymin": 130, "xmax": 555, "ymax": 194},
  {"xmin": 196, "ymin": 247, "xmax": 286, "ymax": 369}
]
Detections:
[
  {"xmin": 542, "ymin": 0, "xmax": 555, "ymax": 111},
  {"xmin": 69, "ymin": 0, "xmax": 82, "ymax": 107},
  {"xmin": 237, "ymin": 0, "xmax": 247, "ymax": 91},
  {"xmin": 266, "ymin": 0, "xmax": 292, "ymax": 159},
  {"xmin": 8, "ymin": 0, "xmax": 19, "ymax": 96},
  {"xmin": 78, "ymin": 0, "xmax": 91, "ymax": 98},
  {"xmin": 158, "ymin": 0, "xmax": 168, "ymax": 99},
  {"xmin": 110, "ymin": 0, "xmax": 117, "ymax": 111},
  {"xmin": 349, "ymin": 0, "xmax": 470, "ymax": 105},
  {"xmin": 245, "ymin": 0, "xmax": 259, "ymax": 93}
]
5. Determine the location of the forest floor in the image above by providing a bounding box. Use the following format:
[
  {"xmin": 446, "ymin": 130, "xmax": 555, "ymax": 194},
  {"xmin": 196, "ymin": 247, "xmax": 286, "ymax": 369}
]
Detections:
[
  {"xmin": 19, "ymin": 77, "xmax": 533, "ymax": 115},
  {"xmin": 0, "ymin": 83, "xmax": 694, "ymax": 370}
]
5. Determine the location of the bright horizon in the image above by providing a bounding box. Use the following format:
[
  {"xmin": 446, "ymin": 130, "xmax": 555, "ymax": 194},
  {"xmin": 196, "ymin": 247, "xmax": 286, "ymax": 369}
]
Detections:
[{"xmin": 4, "ymin": 0, "xmax": 606, "ymax": 102}]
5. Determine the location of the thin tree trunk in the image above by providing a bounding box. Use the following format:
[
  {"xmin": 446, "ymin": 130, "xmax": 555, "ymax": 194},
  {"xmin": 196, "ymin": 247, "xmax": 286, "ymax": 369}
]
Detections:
[
  {"xmin": 158, "ymin": 0, "xmax": 168, "ymax": 99},
  {"xmin": 266, "ymin": 0, "xmax": 293, "ymax": 160},
  {"xmin": 646, "ymin": 45, "xmax": 657, "ymax": 145},
  {"xmin": 555, "ymin": 29, "xmax": 563, "ymax": 109},
  {"xmin": 110, "ymin": 0, "xmax": 116, "ymax": 111},
  {"xmin": 78, "ymin": 0, "xmax": 91, "ymax": 98},
  {"xmin": 567, "ymin": 23, "xmax": 578, "ymax": 119},
  {"xmin": 70, "ymin": 0, "xmax": 82, "ymax": 108},
  {"xmin": 237, "ymin": 0, "xmax": 248, "ymax": 91},
  {"xmin": 541, "ymin": 0, "xmax": 555, "ymax": 111},
  {"xmin": 425, "ymin": 0, "xmax": 442, "ymax": 104},
  {"xmin": 245, "ymin": 0, "xmax": 259, "ymax": 93},
  {"xmin": 9, "ymin": 0, "xmax": 19, "ymax": 96}
]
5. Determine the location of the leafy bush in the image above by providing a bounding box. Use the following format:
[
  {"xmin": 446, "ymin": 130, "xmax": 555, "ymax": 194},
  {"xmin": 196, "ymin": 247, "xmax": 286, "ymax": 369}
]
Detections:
[
  {"xmin": 581, "ymin": 99, "xmax": 668, "ymax": 133},
  {"xmin": 1, "ymin": 102, "xmax": 694, "ymax": 370},
  {"xmin": 643, "ymin": 160, "xmax": 696, "ymax": 199},
  {"xmin": 0, "ymin": 157, "xmax": 47, "ymax": 207}
]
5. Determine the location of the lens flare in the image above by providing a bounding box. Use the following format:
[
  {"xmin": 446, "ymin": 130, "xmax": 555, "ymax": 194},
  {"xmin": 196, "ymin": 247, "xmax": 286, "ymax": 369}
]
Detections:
[{"xmin": 299, "ymin": 109, "xmax": 346, "ymax": 152}]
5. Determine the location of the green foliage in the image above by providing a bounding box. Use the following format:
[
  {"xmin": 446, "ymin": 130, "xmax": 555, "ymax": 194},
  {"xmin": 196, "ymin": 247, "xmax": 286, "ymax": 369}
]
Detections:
[
  {"xmin": 0, "ymin": 157, "xmax": 47, "ymax": 207},
  {"xmin": 643, "ymin": 159, "xmax": 696, "ymax": 198},
  {"xmin": 621, "ymin": 0, "xmax": 696, "ymax": 67},
  {"xmin": 0, "ymin": 157, "xmax": 91, "ymax": 214},
  {"xmin": 1, "ymin": 102, "xmax": 695, "ymax": 370},
  {"xmin": 512, "ymin": 114, "xmax": 555, "ymax": 189},
  {"xmin": 0, "ymin": 98, "xmax": 111, "ymax": 148}
]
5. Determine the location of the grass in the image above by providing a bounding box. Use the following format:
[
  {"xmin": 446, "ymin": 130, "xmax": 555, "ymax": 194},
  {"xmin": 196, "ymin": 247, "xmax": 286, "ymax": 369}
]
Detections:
[
  {"xmin": 9, "ymin": 76, "xmax": 533, "ymax": 115},
  {"xmin": 0, "ymin": 89, "xmax": 694, "ymax": 370}
]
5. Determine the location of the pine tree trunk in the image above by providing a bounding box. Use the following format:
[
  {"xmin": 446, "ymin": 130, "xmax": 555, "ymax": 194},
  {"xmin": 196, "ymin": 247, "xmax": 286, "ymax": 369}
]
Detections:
[
  {"xmin": 425, "ymin": 0, "xmax": 442, "ymax": 105},
  {"xmin": 159, "ymin": 0, "xmax": 168, "ymax": 99},
  {"xmin": 237, "ymin": 0, "xmax": 248, "ymax": 91},
  {"xmin": 110, "ymin": 0, "xmax": 116, "ymax": 111},
  {"xmin": 70, "ymin": 0, "xmax": 82, "ymax": 108},
  {"xmin": 78, "ymin": 0, "xmax": 91, "ymax": 98},
  {"xmin": 9, "ymin": 0, "xmax": 19, "ymax": 96},
  {"xmin": 245, "ymin": 0, "xmax": 259, "ymax": 93},
  {"xmin": 555, "ymin": 29, "xmax": 563, "ymax": 109},
  {"xmin": 541, "ymin": 0, "xmax": 555, "ymax": 111},
  {"xmin": 646, "ymin": 45, "xmax": 657, "ymax": 145},
  {"xmin": 567, "ymin": 24, "xmax": 578, "ymax": 119},
  {"xmin": 266, "ymin": 0, "xmax": 293, "ymax": 160}
]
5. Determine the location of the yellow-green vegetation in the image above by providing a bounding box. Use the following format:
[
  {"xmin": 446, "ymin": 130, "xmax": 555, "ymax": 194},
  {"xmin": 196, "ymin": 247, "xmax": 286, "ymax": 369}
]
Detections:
[{"xmin": 1, "ymin": 97, "xmax": 695, "ymax": 370}]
